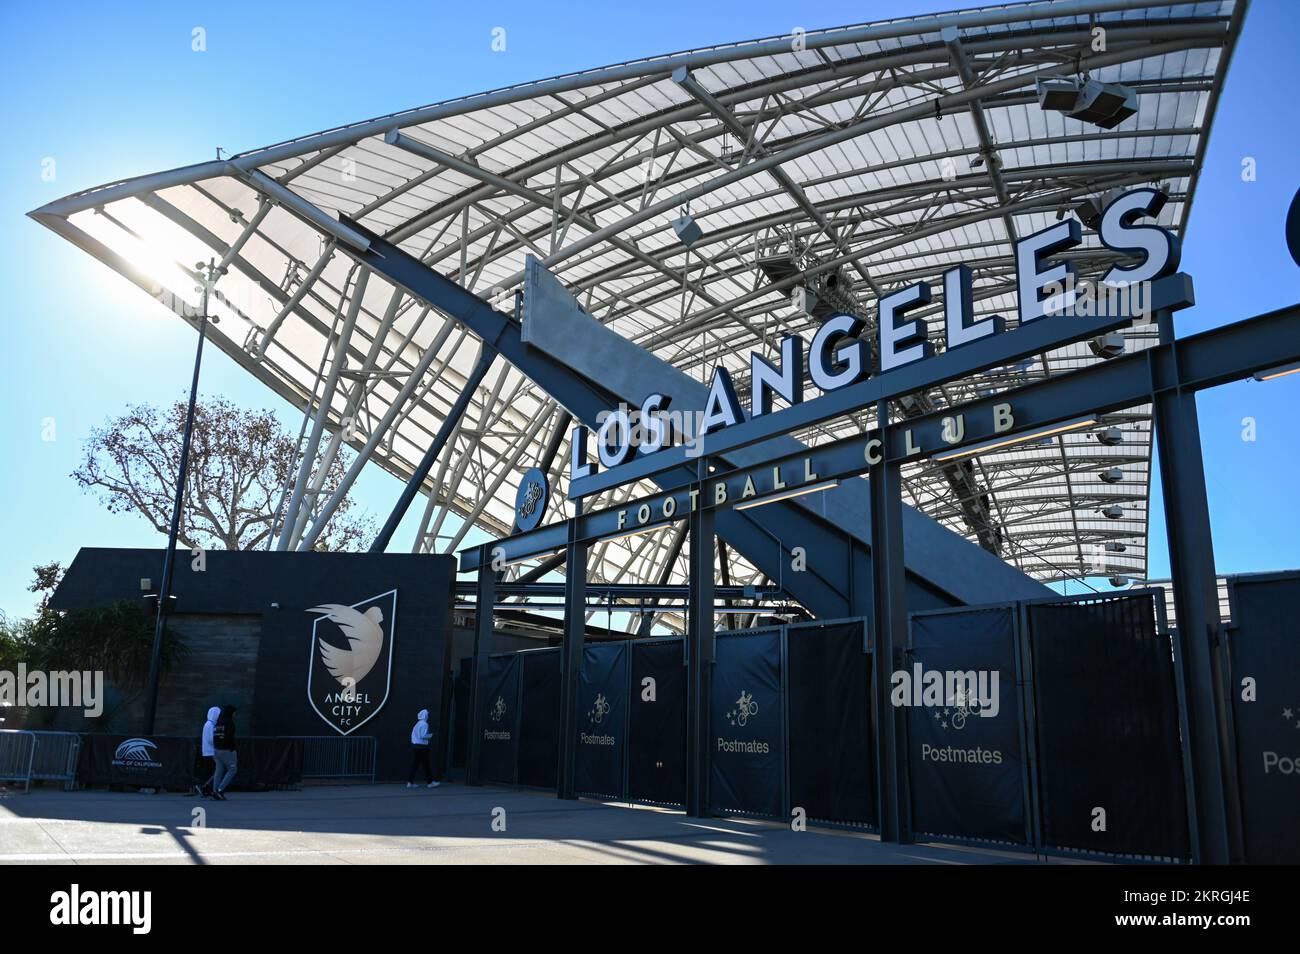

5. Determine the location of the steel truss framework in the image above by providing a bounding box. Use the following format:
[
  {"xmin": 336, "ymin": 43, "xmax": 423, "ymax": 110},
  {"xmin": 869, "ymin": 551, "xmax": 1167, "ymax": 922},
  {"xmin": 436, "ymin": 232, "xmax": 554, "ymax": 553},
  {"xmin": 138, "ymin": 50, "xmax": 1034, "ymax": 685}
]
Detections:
[{"xmin": 33, "ymin": 0, "xmax": 1245, "ymax": 609}]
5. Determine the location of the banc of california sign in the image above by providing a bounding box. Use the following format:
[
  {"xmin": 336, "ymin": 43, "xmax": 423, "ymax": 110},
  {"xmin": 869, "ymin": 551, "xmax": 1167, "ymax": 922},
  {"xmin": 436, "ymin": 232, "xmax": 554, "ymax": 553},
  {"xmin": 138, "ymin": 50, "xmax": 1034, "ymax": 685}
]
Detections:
[{"xmin": 569, "ymin": 187, "xmax": 1180, "ymax": 489}]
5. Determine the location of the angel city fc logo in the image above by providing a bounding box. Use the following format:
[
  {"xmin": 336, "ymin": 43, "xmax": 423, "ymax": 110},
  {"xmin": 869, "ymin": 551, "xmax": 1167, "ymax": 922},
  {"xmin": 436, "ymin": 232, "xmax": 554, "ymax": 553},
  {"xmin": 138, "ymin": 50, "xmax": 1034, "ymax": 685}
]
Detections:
[
  {"xmin": 725, "ymin": 689, "xmax": 759, "ymax": 727},
  {"xmin": 306, "ymin": 589, "xmax": 398, "ymax": 736}
]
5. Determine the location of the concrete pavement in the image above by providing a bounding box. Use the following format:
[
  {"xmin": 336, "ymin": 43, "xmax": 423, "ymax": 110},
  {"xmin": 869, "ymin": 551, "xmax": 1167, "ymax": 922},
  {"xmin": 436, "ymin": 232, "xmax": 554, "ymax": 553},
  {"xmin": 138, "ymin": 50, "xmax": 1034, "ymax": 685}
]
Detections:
[{"xmin": 0, "ymin": 782, "xmax": 1046, "ymax": 865}]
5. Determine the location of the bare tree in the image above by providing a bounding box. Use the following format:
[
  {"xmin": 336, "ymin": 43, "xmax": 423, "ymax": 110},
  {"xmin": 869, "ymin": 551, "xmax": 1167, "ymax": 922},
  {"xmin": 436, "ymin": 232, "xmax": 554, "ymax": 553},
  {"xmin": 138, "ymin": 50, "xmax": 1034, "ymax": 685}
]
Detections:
[{"xmin": 73, "ymin": 397, "xmax": 376, "ymax": 551}]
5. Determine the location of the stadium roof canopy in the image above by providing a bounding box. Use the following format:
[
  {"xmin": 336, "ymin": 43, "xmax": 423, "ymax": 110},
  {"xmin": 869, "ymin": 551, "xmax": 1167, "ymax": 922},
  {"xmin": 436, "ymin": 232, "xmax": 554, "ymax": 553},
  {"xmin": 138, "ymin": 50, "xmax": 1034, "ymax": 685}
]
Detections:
[{"xmin": 32, "ymin": 0, "xmax": 1246, "ymax": 610}]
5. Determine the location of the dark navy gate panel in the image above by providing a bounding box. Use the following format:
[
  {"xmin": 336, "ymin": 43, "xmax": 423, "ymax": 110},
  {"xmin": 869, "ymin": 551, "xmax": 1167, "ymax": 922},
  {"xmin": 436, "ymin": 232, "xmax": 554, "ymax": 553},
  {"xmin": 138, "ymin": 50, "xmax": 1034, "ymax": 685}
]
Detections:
[
  {"xmin": 478, "ymin": 653, "xmax": 520, "ymax": 785},
  {"xmin": 518, "ymin": 649, "xmax": 561, "ymax": 789},
  {"xmin": 452, "ymin": 656, "xmax": 472, "ymax": 769},
  {"xmin": 1027, "ymin": 595, "xmax": 1190, "ymax": 859},
  {"xmin": 628, "ymin": 638, "xmax": 686, "ymax": 805},
  {"xmin": 787, "ymin": 620, "xmax": 874, "ymax": 825},
  {"xmin": 906, "ymin": 607, "xmax": 1026, "ymax": 844},
  {"xmin": 1228, "ymin": 574, "xmax": 1300, "ymax": 864},
  {"xmin": 711, "ymin": 629, "xmax": 783, "ymax": 817},
  {"xmin": 575, "ymin": 642, "xmax": 628, "ymax": 798}
]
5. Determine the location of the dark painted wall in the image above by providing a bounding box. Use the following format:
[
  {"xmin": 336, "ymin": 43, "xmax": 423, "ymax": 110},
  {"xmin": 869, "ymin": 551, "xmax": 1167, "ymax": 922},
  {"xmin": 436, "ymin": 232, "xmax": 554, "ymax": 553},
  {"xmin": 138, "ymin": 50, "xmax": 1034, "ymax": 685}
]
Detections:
[
  {"xmin": 51, "ymin": 548, "xmax": 457, "ymax": 781},
  {"xmin": 148, "ymin": 615, "xmax": 261, "ymax": 736}
]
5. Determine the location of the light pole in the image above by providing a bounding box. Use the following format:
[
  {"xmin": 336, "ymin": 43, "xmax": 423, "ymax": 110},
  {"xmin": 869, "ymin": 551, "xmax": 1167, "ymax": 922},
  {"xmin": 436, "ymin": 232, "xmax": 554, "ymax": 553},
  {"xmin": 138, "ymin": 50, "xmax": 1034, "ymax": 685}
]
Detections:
[{"xmin": 142, "ymin": 259, "xmax": 221, "ymax": 734}]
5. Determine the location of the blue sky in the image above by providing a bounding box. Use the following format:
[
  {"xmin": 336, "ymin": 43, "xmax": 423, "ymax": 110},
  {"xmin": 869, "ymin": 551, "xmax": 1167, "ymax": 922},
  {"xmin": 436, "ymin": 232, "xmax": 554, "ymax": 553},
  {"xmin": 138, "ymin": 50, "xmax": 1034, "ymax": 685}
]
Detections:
[{"xmin": 1, "ymin": 0, "xmax": 1297, "ymax": 617}]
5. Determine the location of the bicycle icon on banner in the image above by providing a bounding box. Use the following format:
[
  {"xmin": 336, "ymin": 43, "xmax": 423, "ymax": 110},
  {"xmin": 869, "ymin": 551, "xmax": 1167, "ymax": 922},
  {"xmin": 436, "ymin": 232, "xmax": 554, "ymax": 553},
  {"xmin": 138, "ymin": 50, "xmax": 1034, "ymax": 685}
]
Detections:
[
  {"xmin": 732, "ymin": 690, "xmax": 759, "ymax": 727},
  {"xmin": 943, "ymin": 685, "xmax": 983, "ymax": 730}
]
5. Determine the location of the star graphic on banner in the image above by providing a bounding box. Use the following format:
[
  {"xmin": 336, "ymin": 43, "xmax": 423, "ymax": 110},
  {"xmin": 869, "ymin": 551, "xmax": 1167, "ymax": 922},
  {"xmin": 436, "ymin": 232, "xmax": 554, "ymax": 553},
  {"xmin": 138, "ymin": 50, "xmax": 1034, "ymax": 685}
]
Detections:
[
  {"xmin": 940, "ymin": 719, "xmax": 948, "ymax": 729},
  {"xmin": 933, "ymin": 711, "xmax": 942, "ymax": 722},
  {"xmin": 1284, "ymin": 707, "xmax": 1294, "ymax": 720}
]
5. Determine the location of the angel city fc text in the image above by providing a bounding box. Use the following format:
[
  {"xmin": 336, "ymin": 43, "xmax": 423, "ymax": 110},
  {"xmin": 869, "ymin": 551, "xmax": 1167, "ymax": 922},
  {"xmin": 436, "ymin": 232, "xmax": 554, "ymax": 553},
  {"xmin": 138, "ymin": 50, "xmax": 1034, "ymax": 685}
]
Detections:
[{"xmin": 321, "ymin": 689, "xmax": 374, "ymax": 727}]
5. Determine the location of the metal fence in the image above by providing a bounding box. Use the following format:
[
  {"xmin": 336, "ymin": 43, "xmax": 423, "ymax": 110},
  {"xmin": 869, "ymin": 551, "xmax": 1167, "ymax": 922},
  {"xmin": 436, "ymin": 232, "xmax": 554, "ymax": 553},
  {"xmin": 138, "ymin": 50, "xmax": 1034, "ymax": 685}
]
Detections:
[
  {"xmin": 0, "ymin": 730, "xmax": 81, "ymax": 793},
  {"xmin": 283, "ymin": 735, "xmax": 377, "ymax": 782}
]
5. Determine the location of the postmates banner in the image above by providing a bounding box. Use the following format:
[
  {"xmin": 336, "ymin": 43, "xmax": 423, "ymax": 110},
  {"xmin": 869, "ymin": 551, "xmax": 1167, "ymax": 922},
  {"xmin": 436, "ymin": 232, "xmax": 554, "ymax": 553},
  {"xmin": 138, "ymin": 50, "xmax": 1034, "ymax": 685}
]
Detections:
[
  {"xmin": 1229, "ymin": 575, "xmax": 1300, "ymax": 864},
  {"xmin": 478, "ymin": 653, "xmax": 520, "ymax": 785},
  {"xmin": 711, "ymin": 630, "xmax": 783, "ymax": 817},
  {"xmin": 906, "ymin": 607, "xmax": 1026, "ymax": 844},
  {"xmin": 575, "ymin": 643, "xmax": 627, "ymax": 798}
]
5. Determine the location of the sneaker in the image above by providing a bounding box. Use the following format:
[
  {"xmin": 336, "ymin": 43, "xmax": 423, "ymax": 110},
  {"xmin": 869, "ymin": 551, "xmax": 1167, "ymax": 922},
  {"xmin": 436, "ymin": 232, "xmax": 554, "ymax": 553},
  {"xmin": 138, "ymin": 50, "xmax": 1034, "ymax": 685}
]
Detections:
[
  {"xmin": 406, "ymin": 783, "xmax": 417, "ymax": 789},
  {"xmin": 426, "ymin": 781, "xmax": 440, "ymax": 789}
]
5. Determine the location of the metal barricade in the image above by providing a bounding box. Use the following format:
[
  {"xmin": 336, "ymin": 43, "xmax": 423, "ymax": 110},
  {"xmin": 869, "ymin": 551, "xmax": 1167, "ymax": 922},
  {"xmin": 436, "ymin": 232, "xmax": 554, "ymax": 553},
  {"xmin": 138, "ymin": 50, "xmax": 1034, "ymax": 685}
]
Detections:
[
  {"xmin": 0, "ymin": 730, "xmax": 80, "ymax": 792},
  {"xmin": 282, "ymin": 736, "xmax": 377, "ymax": 782}
]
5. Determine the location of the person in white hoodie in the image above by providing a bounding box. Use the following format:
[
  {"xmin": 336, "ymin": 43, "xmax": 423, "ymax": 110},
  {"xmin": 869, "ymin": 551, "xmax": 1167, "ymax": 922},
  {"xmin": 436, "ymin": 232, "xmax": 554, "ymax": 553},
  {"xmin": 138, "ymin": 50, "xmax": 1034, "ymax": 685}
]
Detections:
[
  {"xmin": 406, "ymin": 708, "xmax": 439, "ymax": 789},
  {"xmin": 193, "ymin": 706, "xmax": 220, "ymax": 797}
]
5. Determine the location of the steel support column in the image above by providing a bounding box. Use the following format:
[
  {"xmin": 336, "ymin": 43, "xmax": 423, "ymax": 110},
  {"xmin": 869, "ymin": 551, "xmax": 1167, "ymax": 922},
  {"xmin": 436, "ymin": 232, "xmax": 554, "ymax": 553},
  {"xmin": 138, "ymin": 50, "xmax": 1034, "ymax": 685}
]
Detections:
[
  {"xmin": 685, "ymin": 458, "xmax": 716, "ymax": 817},
  {"xmin": 557, "ymin": 497, "xmax": 588, "ymax": 800},
  {"xmin": 870, "ymin": 399, "xmax": 910, "ymax": 843},
  {"xmin": 466, "ymin": 554, "xmax": 495, "ymax": 787},
  {"xmin": 1151, "ymin": 312, "xmax": 1243, "ymax": 864},
  {"xmin": 370, "ymin": 346, "xmax": 496, "ymax": 552}
]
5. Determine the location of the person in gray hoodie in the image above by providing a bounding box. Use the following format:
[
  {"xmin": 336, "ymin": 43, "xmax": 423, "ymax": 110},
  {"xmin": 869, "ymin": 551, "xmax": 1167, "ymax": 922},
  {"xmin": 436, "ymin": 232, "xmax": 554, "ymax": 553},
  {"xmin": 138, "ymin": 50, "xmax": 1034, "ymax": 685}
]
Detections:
[
  {"xmin": 193, "ymin": 706, "xmax": 220, "ymax": 797},
  {"xmin": 406, "ymin": 708, "xmax": 439, "ymax": 789}
]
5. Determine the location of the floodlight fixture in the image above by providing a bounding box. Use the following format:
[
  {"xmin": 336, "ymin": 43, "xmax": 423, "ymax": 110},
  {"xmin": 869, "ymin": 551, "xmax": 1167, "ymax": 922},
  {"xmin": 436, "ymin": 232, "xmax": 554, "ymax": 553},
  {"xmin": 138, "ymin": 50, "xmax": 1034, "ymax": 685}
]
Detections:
[
  {"xmin": 1089, "ymin": 331, "xmax": 1126, "ymax": 359},
  {"xmin": 671, "ymin": 214, "xmax": 703, "ymax": 248},
  {"xmin": 1037, "ymin": 76, "xmax": 1138, "ymax": 129},
  {"xmin": 1036, "ymin": 77, "xmax": 1082, "ymax": 112},
  {"xmin": 1070, "ymin": 79, "xmax": 1139, "ymax": 129}
]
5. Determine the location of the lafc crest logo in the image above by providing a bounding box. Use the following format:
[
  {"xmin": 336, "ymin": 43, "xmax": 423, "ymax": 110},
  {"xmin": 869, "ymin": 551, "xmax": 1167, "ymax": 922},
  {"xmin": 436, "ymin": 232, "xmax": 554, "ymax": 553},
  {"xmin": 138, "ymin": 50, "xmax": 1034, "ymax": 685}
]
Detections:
[{"xmin": 306, "ymin": 589, "xmax": 397, "ymax": 735}]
